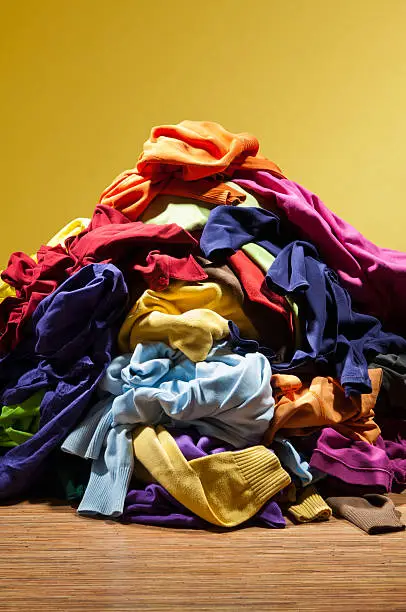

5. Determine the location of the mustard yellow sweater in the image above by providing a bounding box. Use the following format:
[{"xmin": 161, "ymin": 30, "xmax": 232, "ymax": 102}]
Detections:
[
  {"xmin": 119, "ymin": 280, "xmax": 258, "ymax": 361},
  {"xmin": 132, "ymin": 425, "xmax": 291, "ymax": 528}
]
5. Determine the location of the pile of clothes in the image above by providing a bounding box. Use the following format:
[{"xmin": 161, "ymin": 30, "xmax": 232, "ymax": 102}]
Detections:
[{"xmin": 1, "ymin": 120, "xmax": 406, "ymax": 535}]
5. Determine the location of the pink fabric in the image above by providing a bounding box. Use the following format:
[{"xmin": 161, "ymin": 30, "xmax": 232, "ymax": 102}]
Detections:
[{"xmin": 233, "ymin": 170, "xmax": 406, "ymax": 337}]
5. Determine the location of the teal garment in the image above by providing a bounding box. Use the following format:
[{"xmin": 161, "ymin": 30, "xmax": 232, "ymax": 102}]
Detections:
[
  {"xmin": 242, "ymin": 242, "xmax": 302, "ymax": 348},
  {"xmin": 0, "ymin": 391, "xmax": 45, "ymax": 448},
  {"xmin": 139, "ymin": 182, "xmax": 260, "ymax": 231},
  {"xmin": 32, "ymin": 451, "xmax": 91, "ymax": 502},
  {"xmin": 54, "ymin": 454, "xmax": 90, "ymax": 502}
]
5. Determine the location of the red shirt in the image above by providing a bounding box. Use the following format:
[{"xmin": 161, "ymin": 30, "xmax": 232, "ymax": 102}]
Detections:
[{"xmin": 0, "ymin": 205, "xmax": 206, "ymax": 354}]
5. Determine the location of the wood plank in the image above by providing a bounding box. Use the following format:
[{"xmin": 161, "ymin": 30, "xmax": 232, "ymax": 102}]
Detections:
[{"xmin": 1, "ymin": 493, "xmax": 405, "ymax": 611}]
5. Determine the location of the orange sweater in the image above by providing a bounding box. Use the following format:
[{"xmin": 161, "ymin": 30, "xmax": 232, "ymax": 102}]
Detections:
[
  {"xmin": 264, "ymin": 369, "xmax": 383, "ymax": 445},
  {"xmin": 99, "ymin": 120, "xmax": 283, "ymax": 220}
]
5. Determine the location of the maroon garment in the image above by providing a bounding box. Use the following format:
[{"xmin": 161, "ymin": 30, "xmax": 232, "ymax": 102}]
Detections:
[
  {"xmin": 0, "ymin": 246, "xmax": 73, "ymax": 353},
  {"xmin": 228, "ymin": 250, "xmax": 295, "ymax": 356},
  {"xmin": 79, "ymin": 203, "xmax": 131, "ymax": 230},
  {"xmin": 66, "ymin": 205, "xmax": 207, "ymax": 290},
  {"xmin": 133, "ymin": 251, "xmax": 207, "ymax": 291},
  {"xmin": 0, "ymin": 205, "xmax": 206, "ymax": 355},
  {"xmin": 67, "ymin": 222, "xmax": 202, "ymax": 275}
]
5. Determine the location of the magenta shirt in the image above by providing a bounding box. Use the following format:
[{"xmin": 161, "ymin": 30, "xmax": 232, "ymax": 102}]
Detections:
[{"xmin": 233, "ymin": 170, "xmax": 406, "ymax": 337}]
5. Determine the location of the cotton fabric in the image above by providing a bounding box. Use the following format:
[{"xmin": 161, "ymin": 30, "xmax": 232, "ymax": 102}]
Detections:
[
  {"xmin": 99, "ymin": 121, "xmax": 283, "ymax": 220},
  {"xmin": 118, "ymin": 279, "xmax": 258, "ymax": 361},
  {"xmin": 0, "ymin": 263, "xmax": 128, "ymax": 500},
  {"xmin": 0, "ymin": 204, "xmax": 205, "ymax": 355},
  {"xmin": 2, "ymin": 118, "xmax": 406, "ymax": 537},
  {"xmin": 326, "ymin": 495, "xmax": 404, "ymax": 534},
  {"xmin": 201, "ymin": 206, "xmax": 406, "ymax": 395},
  {"xmin": 132, "ymin": 424, "xmax": 290, "ymax": 527},
  {"xmin": 265, "ymin": 370, "xmax": 383, "ymax": 444},
  {"xmin": 61, "ymin": 341, "xmax": 275, "ymax": 516},
  {"xmin": 233, "ymin": 170, "xmax": 406, "ymax": 336}
]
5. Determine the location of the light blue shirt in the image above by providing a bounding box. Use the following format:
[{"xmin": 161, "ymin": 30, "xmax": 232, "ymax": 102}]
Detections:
[{"xmin": 62, "ymin": 341, "xmax": 275, "ymax": 517}]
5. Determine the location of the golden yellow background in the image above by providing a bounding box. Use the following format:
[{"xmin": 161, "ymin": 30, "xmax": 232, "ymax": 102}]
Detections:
[{"xmin": 1, "ymin": 0, "xmax": 405, "ymax": 265}]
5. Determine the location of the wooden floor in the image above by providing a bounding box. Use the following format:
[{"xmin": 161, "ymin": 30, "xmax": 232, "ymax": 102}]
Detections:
[{"xmin": 1, "ymin": 494, "xmax": 406, "ymax": 611}]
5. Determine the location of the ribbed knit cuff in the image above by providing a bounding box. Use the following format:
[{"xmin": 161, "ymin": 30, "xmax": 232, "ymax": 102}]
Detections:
[
  {"xmin": 205, "ymin": 186, "xmax": 246, "ymax": 205},
  {"xmin": 61, "ymin": 401, "xmax": 113, "ymax": 460},
  {"xmin": 344, "ymin": 506, "xmax": 403, "ymax": 535},
  {"xmin": 233, "ymin": 446, "xmax": 291, "ymax": 506},
  {"xmin": 78, "ymin": 464, "xmax": 133, "ymax": 518},
  {"xmin": 288, "ymin": 485, "xmax": 332, "ymax": 523},
  {"xmin": 326, "ymin": 496, "xmax": 405, "ymax": 535},
  {"xmin": 240, "ymin": 134, "xmax": 259, "ymax": 154},
  {"xmin": 310, "ymin": 449, "xmax": 393, "ymax": 491}
]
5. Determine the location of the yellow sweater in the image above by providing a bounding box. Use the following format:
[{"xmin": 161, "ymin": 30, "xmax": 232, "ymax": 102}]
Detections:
[
  {"xmin": 132, "ymin": 425, "xmax": 291, "ymax": 528},
  {"xmin": 118, "ymin": 280, "xmax": 258, "ymax": 361}
]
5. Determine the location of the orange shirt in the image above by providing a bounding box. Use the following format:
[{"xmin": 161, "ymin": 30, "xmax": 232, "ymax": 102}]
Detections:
[
  {"xmin": 264, "ymin": 369, "xmax": 383, "ymax": 445},
  {"xmin": 99, "ymin": 120, "xmax": 283, "ymax": 220}
]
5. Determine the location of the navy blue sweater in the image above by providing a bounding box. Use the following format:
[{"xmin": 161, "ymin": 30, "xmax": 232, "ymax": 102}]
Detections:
[{"xmin": 201, "ymin": 206, "xmax": 406, "ymax": 395}]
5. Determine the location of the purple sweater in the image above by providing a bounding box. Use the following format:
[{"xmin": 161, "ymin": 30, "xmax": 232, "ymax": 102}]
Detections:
[
  {"xmin": 0, "ymin": 263, "xmax": 128, "ymax": 500},
  {"xmin": 309, "ymin": 425, "xmax": 406, "ymax": 493}
]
